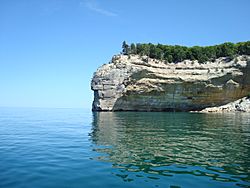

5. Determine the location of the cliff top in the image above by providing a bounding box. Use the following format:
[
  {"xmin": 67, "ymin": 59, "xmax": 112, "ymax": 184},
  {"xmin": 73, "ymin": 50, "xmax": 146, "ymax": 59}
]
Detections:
[{"xmin": 94, "ymin": 54, "xmax": 249, "ymax": 83}]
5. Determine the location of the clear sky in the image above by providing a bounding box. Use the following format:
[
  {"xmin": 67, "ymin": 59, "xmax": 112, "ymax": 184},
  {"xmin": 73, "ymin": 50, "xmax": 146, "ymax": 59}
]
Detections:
[{"xmin": 0, "ymin": 0, "xmax": 250, "ymax": 109}]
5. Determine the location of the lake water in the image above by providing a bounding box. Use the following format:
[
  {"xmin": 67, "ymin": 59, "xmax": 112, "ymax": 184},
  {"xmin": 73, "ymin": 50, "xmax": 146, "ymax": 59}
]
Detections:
[{"xmin": 0, "ymin": 108, "xmax": 249, "ymax": 188}]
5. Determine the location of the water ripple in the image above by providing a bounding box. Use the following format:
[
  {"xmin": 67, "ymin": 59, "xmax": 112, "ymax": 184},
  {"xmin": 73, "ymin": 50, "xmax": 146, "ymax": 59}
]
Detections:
[
  {"xmin": 0, "ymin": 108, "xmax": 249, "ymax": 188},
  {"xmin": 91, "ymin": 112, "xmax": 250, "ymax": 187}
]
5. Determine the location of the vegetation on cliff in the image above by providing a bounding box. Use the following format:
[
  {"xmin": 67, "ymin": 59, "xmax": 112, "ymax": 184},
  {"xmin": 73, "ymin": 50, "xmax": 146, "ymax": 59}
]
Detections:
[{"xmin": 122, "ymin": 41, "xmax": 250, "ymax": 63}]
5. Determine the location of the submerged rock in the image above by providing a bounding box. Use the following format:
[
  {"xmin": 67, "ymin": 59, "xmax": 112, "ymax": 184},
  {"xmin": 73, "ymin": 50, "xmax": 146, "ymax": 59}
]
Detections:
[{"xmin": 91, "ymin": 55, "xmax": 250, "ymax": 111}]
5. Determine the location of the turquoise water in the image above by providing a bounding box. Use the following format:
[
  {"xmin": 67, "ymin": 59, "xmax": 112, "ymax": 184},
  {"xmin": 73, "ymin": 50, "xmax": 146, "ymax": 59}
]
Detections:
[{"xmin": 0, "ymin": 108, "xmax": 249, "ymax": 188}]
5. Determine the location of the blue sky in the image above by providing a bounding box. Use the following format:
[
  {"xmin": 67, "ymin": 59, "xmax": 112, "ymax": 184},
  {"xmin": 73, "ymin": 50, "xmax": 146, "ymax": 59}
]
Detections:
[{"xmin": 0, "ymin": 0, "xmax": 250, "ymax": 109}]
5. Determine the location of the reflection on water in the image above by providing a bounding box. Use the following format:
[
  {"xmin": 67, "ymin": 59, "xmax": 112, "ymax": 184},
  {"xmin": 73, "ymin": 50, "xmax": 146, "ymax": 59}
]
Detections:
[{"xmin": 90, "ymin": 112, "xmax": 250, "ymax": 187}]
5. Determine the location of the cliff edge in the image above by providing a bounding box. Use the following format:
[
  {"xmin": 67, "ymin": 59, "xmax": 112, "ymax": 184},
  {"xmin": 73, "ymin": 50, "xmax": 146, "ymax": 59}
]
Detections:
[{"xmin": 91, "ymin": 55, "xmax": 250, "ymax": 111}]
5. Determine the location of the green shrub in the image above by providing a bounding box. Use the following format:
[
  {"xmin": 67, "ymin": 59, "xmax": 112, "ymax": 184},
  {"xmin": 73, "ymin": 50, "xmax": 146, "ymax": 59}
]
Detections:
[{"xmin": 121, "ymin": 41, "xmax": 250, "ymax": 63}]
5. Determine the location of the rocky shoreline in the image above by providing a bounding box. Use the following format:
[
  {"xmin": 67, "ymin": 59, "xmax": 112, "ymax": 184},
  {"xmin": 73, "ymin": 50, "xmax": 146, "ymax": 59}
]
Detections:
[{"xmin": 199, "ymin": 97, "xmax": 250, "ymax": 113}]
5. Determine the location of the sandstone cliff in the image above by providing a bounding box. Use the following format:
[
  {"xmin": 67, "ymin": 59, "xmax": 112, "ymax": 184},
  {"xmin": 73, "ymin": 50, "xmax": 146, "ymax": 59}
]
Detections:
[{"xmin": 91, "ymin": 55, "xmax": 250, "ymax": 111}]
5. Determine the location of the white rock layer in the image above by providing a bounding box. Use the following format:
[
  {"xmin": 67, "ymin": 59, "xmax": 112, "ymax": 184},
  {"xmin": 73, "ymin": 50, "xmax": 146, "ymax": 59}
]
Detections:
[{"xmin": 200, "ymin": 97, "xmax": 250, "ymax": 112}]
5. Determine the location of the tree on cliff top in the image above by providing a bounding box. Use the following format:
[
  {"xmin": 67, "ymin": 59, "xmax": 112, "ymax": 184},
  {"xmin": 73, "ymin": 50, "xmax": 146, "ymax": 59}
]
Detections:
[
  {"xmin": 121, "ymin": 41, "xmax": 250, "ymax": 63},
  {"xmin": 122, "ymin": 41, "xmax": 129, "ymax": 55}
]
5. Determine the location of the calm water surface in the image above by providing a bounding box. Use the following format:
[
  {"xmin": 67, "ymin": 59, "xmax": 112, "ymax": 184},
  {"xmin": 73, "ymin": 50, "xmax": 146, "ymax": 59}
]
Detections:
[{"xmin": 0, "ymin": 108, "xmax": 249, "ymax": 188}]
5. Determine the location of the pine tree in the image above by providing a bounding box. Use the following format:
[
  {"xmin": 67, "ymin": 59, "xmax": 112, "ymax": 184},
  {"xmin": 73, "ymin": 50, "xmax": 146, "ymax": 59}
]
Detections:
[{"xmin": 122, "ymin": 41, "xmax": 129, "ymax": 55}]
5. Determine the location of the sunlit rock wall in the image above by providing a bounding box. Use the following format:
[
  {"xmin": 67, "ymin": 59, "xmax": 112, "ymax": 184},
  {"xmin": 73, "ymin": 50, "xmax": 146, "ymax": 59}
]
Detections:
[{"xmin": 91, "ymin": 55, "xmax": 250, "ymax": 111}]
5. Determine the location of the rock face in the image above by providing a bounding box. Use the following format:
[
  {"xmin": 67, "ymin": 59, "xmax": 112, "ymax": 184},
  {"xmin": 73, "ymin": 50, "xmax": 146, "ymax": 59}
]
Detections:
[{"xmin": 91, "ymin": 55, "xmax": 250, "ymax": 111}]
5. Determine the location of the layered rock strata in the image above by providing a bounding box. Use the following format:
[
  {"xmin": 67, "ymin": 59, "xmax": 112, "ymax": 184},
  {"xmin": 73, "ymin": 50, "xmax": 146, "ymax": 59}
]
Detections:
[{"xmin": 91, "ymin": 55, "xmax": 250, "ymax": 111}]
